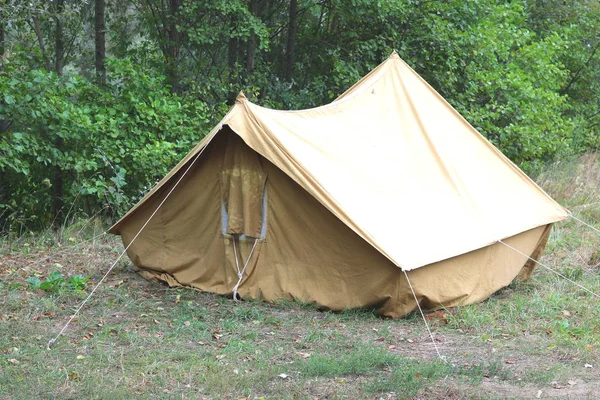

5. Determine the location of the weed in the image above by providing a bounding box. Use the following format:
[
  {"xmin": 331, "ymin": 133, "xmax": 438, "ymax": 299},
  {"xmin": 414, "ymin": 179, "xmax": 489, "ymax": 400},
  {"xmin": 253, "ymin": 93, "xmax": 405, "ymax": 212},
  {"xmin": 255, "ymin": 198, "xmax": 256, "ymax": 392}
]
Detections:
[
  {"xmin": 365, "ymin": 359, "xmax": 450, "ymax": 396},
  {"xmin": 24, "ymin": 271, "xmax": 89, "ymax": 293},
  {"xmin": 299, "ymin": 344, "xmax": 399, "ymax": 377}
]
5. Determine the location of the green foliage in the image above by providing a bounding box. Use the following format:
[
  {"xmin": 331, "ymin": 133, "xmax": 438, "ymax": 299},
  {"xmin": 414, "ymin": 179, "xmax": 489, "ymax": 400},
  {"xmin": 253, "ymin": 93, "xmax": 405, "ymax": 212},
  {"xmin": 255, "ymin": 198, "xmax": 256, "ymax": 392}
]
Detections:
[
  {"xmin": 25, "ymin": 271, "xmax": 90, "ymax": 293},
  {"xmin": 0, "ymin": 53, "xmax": 212, "ymax": 231},
  {"xmin": 1, "ymin": 0, "xmax": 599, "ymax": 231},
  {"xmin": 24, "ymin": 276, "xmax": 42, "ymax": 290}
]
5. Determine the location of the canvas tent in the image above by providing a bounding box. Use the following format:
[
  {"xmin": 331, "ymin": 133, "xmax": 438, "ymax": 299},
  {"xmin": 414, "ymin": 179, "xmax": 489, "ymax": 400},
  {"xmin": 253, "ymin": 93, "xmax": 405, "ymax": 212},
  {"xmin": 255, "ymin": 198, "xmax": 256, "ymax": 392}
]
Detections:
[{"xmin": 109, "ymin": 52, "xmax": 570, "ymax": 318}]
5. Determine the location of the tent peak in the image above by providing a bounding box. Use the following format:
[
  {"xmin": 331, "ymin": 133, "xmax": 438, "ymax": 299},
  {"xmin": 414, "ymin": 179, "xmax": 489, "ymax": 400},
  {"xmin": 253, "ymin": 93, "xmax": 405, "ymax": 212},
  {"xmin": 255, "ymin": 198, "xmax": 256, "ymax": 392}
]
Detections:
[
  {"xmin": 388, "ymin": 51, "xmax": 400, "ymax": 59},
  {"xmin": 235, "ymin": 91, "xmax": 247, "ymax": 103}
]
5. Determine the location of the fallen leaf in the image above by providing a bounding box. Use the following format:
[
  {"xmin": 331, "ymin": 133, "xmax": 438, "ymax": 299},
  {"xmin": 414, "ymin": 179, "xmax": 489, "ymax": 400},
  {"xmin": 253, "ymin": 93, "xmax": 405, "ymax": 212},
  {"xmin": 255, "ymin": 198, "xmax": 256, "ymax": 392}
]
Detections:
[
  {"xmin": 76, "ymin": 355, "xmax": 85, "ymax": 360},
  {"xmin": 407, "ymin": 339, "xmax": 414, "ymax": 343},
  {"xmin": 278, "ymin": 373, "xmax": 289, "ymax": 379},
  {"xmin": 295, "ymin": 351, "xmax": 311, "ymax": 358},
  {"xmin": 175, "ymin": 295, "xmax": 181, "ymax": 304},
  {"xmin": 198, "ymin": 341, "xmax": 206, "ymax": 346},
  {"xmin": 184, "ymin": 321, "xmax": 191, "ymax": 326},
  {"xmin": 375, "ymin": 336, "xmax": 385, "ymax": 342},
  {"xmin": 69, "ymin": 371, "xmax": 80, "ymax": 381},
  {"xmin": 154, "ymin": 319, "xmax": 160, "ymax": 325},
  {"xmin": 505, "ymin": 360, "xmax": 516, "ymax": 364},
  {"xmin": 536, "ymin": 390, "xmax": 542, "ymax": 398},
  {"xmin": 8, "ymin": 359, "xmax": 19, "ymax": 364},
  {"xmin": 562, "ymin": 310, "xmax": 572, "ymax": 317},
  {"xmin": 424, "ymin": 311, "xmax": 449, "ymax": 324},
  {"xmin": 216, "ymin": 355, "xmax": 225, "ymax": 360},
  {"xmin": 585, "ymin": 363, "xmax": 593, "ymax": 369},
  {"xmin": 388, "ymin": 345, "xmax": 396, "ymax": 350},
  {"xmin": 551, "ymin": 381, "xmax": 564, "ymax": 389}
]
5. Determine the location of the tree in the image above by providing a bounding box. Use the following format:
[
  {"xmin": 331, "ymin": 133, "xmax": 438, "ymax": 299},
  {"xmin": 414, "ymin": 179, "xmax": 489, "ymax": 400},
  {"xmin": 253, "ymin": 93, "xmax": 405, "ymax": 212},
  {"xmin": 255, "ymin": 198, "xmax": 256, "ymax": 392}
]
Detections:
[
  {"xmin": 95, "ymin": 0, "xmax": 106, "ymax": 84},
  {"xmin": 284, "ymin": 0, "xmax": 297, "ymax": 82}
]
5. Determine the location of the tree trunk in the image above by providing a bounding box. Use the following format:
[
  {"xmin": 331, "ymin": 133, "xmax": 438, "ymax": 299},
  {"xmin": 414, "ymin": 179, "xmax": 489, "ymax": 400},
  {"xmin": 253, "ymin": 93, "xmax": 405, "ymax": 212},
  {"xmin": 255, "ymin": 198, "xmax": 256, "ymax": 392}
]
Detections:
[
  {"xmin": 0, "ymin": 10, "xmax": 5, "ymax": 65},
  {"xmin": 54, "ymin": 0, "xmax": 65, "ymax": 226},
  {"xmin": 165, "ymin": 0, "xmax": 181, "ymax": 92},
  {"xmin": 246, "ymin": 0, "xmax": 258, "ymax": 75},
  {"xmin": 285, "ymin": 0, "xmax": 297, "ymax": 82},
  {"xmin": 31, "ymin": 15, "xmax": 51, "ymax": 71},
  {"xmin": 95, "ymin": 0, "xmax": 106, "ymax": 84},
  {"xmin": 55, "ymin": 0, "xmax": 65, "ymax": 76}
]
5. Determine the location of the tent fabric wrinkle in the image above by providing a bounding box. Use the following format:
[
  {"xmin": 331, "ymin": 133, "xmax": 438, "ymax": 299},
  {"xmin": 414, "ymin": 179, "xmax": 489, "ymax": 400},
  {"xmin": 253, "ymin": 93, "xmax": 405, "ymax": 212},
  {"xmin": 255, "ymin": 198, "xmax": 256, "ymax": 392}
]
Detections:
[{"xmin": 109, "ymin": 52, "xmax": 569, "ymax": 318}]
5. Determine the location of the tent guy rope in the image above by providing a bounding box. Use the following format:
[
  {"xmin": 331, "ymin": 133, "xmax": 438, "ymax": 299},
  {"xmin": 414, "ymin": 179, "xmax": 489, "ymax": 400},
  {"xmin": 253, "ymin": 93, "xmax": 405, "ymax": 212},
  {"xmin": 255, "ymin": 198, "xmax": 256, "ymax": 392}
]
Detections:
[
  {"xmin": 570, "ymin": 213, "xmax": 600, "ymax": 235},
  {"xmin": 498, "ymin": 239, "xmax": 600, "ymax": 300},
  {"xmin": 47, "ymin": 140, "xmax": 213, "ymax": 349},
  {"xmin": 402, "ymin": 270, "xmax": 444, "ymax": 361}
]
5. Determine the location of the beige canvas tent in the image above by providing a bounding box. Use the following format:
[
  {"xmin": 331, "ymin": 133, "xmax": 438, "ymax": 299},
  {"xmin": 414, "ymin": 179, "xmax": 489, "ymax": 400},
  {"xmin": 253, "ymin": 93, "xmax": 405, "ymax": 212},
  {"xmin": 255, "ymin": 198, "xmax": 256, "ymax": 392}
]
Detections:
[{"xmin": 109, "ymin": 52, "xmax": 570, "ymax": 318}]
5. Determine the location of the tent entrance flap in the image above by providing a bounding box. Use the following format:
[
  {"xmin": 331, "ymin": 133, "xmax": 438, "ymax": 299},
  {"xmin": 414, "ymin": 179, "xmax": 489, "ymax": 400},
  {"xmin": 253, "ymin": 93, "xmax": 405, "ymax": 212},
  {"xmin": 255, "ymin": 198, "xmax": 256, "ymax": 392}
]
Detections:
[{"xmin": 221, "ymin": 133, "xmax": 267, "ymax": 238}]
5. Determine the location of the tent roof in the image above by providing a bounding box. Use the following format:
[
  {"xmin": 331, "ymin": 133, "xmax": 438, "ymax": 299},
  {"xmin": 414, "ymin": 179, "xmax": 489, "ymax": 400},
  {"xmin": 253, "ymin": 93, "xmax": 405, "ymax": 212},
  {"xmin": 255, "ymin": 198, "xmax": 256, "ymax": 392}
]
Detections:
[{"xmin": 109, "ymin": 52, "xmax": 569, "ymax": 270}]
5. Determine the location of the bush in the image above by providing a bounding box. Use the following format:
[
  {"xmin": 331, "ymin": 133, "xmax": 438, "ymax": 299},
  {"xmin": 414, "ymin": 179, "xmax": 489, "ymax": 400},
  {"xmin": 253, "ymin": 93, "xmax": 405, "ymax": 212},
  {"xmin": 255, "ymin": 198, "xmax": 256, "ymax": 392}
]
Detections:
[{"xmin": 0, "ymin": 52, "xmax": 214, "ymax": 232}]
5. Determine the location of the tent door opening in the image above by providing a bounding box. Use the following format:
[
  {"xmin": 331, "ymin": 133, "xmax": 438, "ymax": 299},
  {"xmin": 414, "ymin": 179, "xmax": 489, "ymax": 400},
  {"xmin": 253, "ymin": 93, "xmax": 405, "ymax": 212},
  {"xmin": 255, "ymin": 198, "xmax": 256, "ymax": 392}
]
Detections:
[{"xmin": 220, "ymin": 133, "xmax": 267, "ymax": 295}]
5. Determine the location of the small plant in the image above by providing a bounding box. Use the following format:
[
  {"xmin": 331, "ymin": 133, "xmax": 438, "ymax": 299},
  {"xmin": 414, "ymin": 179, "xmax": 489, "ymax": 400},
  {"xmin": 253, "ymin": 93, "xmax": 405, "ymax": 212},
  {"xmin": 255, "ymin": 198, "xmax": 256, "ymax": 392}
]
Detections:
[
  {"xmin": 24, "ymin": 276, "xmax": 42, "ymax": 290},
  {"xmin": 68, "ymin": 274, "xmax": 90, "ymax": 291},
  {"xmin": 25, "ymin": 271, "xmax": 89, "ymax": 293}
]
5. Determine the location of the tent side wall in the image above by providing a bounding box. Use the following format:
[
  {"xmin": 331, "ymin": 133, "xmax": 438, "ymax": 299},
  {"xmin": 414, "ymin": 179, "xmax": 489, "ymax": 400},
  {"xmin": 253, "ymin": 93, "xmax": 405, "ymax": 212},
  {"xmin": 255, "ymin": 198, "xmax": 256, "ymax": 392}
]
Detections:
[{"xmin": 118, "ymin": 129, "xmax": 553, "ymax": 318}]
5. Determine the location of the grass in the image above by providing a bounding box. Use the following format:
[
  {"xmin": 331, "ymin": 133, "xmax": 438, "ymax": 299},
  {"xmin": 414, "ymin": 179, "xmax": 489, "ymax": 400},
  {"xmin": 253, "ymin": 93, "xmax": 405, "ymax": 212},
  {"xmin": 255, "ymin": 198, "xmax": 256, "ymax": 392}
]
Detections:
[{"xmin": 3, "ymin": 154, "xmax": 600, "ymax": 398}]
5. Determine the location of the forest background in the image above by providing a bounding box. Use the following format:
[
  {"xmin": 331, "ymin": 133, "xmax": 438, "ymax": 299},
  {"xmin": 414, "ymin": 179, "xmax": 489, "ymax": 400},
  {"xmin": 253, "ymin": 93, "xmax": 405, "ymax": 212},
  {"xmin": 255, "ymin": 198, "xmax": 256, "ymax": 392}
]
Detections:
[{"xmin": 0, "ymin": 0, "xmax": 599, "ymax": 232}]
